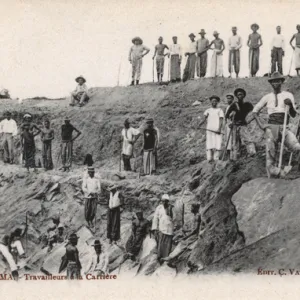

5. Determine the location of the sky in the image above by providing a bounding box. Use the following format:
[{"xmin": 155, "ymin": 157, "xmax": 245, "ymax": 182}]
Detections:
[{"xmin": 0, "ymin": 0, "xmax": 300, "ymax": 99}]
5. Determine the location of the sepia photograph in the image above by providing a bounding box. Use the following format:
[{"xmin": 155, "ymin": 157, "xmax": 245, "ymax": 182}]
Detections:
[{"xmin": 1, "ymin": 0, "xmax": 300, "ymax": 299}]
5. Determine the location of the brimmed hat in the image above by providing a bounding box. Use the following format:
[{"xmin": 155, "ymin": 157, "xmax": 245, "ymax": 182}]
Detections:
[
  {"xmin": 199, "ymin": 29, "xmax": 206, "ymax": 34},
  {"xmin": 268, "ymin": 71, "xmax": 285, "ymax": 83},
  {"xmin": 57, "ymin": 223, "xmax": 64, "ymax": 229},
  {"xmin": 232, "ymin": 26, "xmax": 237, "ymax": 30},
  {"xmin": 23, "ymin": 113, "xmax": 32, "ymax": 119},
  {"xmin": 108, "ymin": 183, "xmax": 118, "ymax": 191},
  {"xmin": 209, "ymin": 95, "xmax": 220, "ymax": 102},
  {"xmin": 132, "ymin": 37, "xmax": 143, "ymax": 44},
  {"xmin": 4, "ymin": 111, "xmax": 11, "ymax": 116},
  {"xmin": 75, "ymin": 76, "xmax": 86, "ymax": 83},
  {"xmin": 51, "ymin": 214, "xmax": 60, "ymax": 221},
  {"xmin": 172, "ymin": 36, "xmax": 178, "ymax": 39},
  {"xmin": 87, "ymin": 167, "xmax": 95, "ymax": 172},
  {"xmin": 225, "ymin": 93, "xmax": 235, "ymax": 99},
  {"xmin": 251, "ymin": 23, "xmax": 259, "ymax": 30},
  {"xmin": 189, "ymin": 33, "xmax": 196, "ymax": 38},
  {"xmin": 68, "ymin": 233, "xmax": 79, "ymax": 240},
  {"xmin": 162, "ymin": 194, "xmax": 170, "ymax": 201},
  {"xmin": 92, "ymin": 239, "xmax": 101, "ymax": 247},
  {"xmin": 64, "ymin": 116, "xmax": 70, "ymax": 121},
  {"xmin": 213, "ymin": 31, "xmax": 219, "ymax": 35},
  {"xmin": 124, "ymin": 118, "xmax": 130, "ymax": 124},
  {"xmin": 145, "ymin": 117, "xmax": 154, "ymax": 123},
  {"xmin": 234, "ymin": 88, "xmax": 247, "ymax": 97}
]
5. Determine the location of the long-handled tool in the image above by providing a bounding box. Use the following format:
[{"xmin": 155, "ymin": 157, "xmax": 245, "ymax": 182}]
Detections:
[
  {"xmin": 117, "ymin": 57, "xmax": 122, "ymax": 86},
  {"xmin": 288, "ymin": 50, "xmax": 294, "ymax": 78},
  {"xmin": 221, "ymin": 126, "xmax": 233, "ymax": 161},
  {"xmin": 152, "ymin": 59, "xmax": 154, "ymax": 83},
  {"xmin": 278, "ymin": 105, "xmax": 289, "ymax": 172},
  {"xmin": 249, "ymin": 49, "xmax": 253, "ymax": 77},
  {"xmin": 199, "ymin": 127, "xmax": 225, "ymax": 135},
  {"xmin": 25, "ymin": 212, "xmax": 28, "ymax": 257},
  {"xmin": 119, "ymin": 140, "xmax": 122, "ymax": 172}
]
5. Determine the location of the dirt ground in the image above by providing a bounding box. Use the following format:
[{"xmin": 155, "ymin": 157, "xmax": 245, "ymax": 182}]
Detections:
[{"xmin": 1, "ymin": 76, "xmax": 300, "ymax": 277}]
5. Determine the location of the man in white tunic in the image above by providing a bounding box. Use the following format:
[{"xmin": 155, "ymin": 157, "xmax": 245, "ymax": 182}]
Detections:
[
  {"xmin": 121, "ymin": 119, "xmax": 140, "ymax": 171},
  {"xmin": 86, "ymin": 240, "xmax": 109, "ymax": 276},
  {"xmin": 198, "ymin": 96, "xmax": 224, "ymax": 161},
  {"xmin": 271, "ymin": 26, "xmax": 285, "ymax": 74},
  {"xmin": 228, "ymin": 27, "xmax": 242, "ymax": 78},
  {"xmin": 253, "ymin": 72, "xmax": 300, "ymax": 178}
]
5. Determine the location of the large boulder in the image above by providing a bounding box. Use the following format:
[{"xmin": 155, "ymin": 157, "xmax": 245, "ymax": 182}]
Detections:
[{"xmin": 232, "ymin": 178, "xmax": 300, "ymax": 245}]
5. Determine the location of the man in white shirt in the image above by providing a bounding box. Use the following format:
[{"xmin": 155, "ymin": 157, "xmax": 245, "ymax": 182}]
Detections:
[
  {"xmin": 151, "ymin": 194, "xmax": 174, "ymax": 262},
  {"xmin": 0, "ymin": 111, "xmax": 18, "ymax": 164},
  {"xmin": 271, "ymin": 26, "xmax": 285, "ymax": 74},
  {"xmin": 228, "ymin": 27, "xmax": 242, "ymax": 78},
  {"xmin": 121, "ymin": 119, "xmax": 140, "ymax": 171},
  {"xmin": 183, "ymin": 33, "xmax": 197, "ymax": 82},
  {"xmin": 86, "ymin": 240, "xmax": 109, "ymax": 276},
  {"xmin": 128, "ymin": 37, "xmax": 150, "ymax": 86},
  {"xmin": 168, "ymin": 36, "xmax": 182, "ymax": 83},
  {"xmin": 70, "ymin": 76, "xmax": 89, "ymax": 107},
  {"xmin": 82, "ymin": 167, "xmax": 101, "ymax": 228},
  {"xmin": 253, "ymin": 72, "xmax": 300, "ymax": 178}
]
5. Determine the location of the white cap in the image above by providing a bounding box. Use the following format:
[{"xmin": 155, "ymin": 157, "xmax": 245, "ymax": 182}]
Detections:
[{"xmin": 162, "ymin": 194, "xmax": 170, "ymax": 200}]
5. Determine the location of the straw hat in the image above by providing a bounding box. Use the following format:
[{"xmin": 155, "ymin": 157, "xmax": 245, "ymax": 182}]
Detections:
[
  {"xmin": 75, "ymin": 76, "xmax": 86, "ymax": 83},
  {"xmin": 234, "ymin": 88, "xmax": 247, "ymax": 97},
  {"xmin": 209, "ymin": 95, "xmax": 221, "ymax": 102},
  {"xmin": 268, "ymin": 71, "xmax": 285, "ymax": 83},
  {"xmin": 132, "ymin": 37, "xmax": 143, "ymax": 44}
]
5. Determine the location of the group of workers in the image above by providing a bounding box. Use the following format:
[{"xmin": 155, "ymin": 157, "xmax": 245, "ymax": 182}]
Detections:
[{"xmin": 128, "ymin": 24, "xmax": 300, "ymax": 84}]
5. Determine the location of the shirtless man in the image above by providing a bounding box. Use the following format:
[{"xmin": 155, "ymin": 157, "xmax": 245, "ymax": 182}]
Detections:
[
  {"xmin": 65, "ymin": 233, "xmax": 81, "ymax": 279},
  {"xmin": 153, "ymin": 37, "xmax": 169, "ymax": 83},
  {"xmin": 290, "ymin": 25, "xmax": 300, "ymax": 76},
  {"xmin": 247, "ymin": 23, "xmax": 263, "ymax": 77},
  {"xmin": 209, "ymin": 31, "xmax": 225, "ymax": 77},
  {"xmin": 41, "ymin": 119, "xmax": 54, "ymax": 170}
]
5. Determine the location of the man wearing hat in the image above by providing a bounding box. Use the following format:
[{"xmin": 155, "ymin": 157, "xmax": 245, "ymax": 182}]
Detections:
[
  {"xmin": 196, "ymin": 29, "xmax": 210, "ymax": 78},
  {"xmin": 225, "ymin": 88, "xmax": 255, "ymax": 160},
  {"xmin": 65, "ymin": 233, "xmax": 82, "ymax": 279},
  {"xmin": 142, "ymin": 117, "xmax": 160, "ymax": 175},
  {"xmin": 168, "ymin": 36, "xmax": 182, "ymax": 83},
  {"xmin": 290, "ymin": 25, "xmax": 300, "ymax": 77},
  {"xmin": 107, "ymin": 184, "xmax": 123, "ymax": 245},
  {"xmin": 152, "ymin": 37, "xmax": 169, "ymax": 84},
  {"xmin": 253, "ymin": 71, "xmax": 300, "ymax": 177},
  {"xmin": 125, "ymin": 210, "xmax": 149, "ymax": 261},
  {"xmin": 86, "ymin": 240, "xmax": 108, "ymax": 276},
  {"xmin": 82, "ymin": 167, "xmax": 101, "ymax": 228},
  {"xmin": 70, "ymin": 76, "xmax": 89, "ymax": 107},
  {"xmin": 198, "ymin": 95, "xmax": 224, "ymax": 161},
  {"xmin": 152, "ymin": 194, "xmax": 174, "ymax": 262},
  {"xmin": 247, "ymin": 23, "xmax": 263, "ymax": 77},
  {"xmin": 128, "ymin": 37, "xmax": 150, "ymax": 86},
  {"xmin": 209, "ymin": 31, "xmax": 225, "ymax": 77},
  {"xmin": 60, "ymin": 117, "xmax": 81, "ymax": 172},
  {"xmin": 121, "ymin": 118, "xmax": 141, "ymax": 171},
  {"xmin": 0, "ymin": 111, "xmax": 18, "ymax": 164},
  {"xmin": 228, "ymin": 27, "xmax": 242, "ymax": 78},
  {"xmin": 183, "ymin": 33, "xmax": 197, "ymax": 81}
]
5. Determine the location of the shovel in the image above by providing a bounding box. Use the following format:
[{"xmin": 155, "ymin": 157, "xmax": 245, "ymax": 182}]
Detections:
[
  {"xmin": 288, "ymin": 51, "xmax": 294, "ymax": 78},
  {"xmin": 278, "ymin": 105, "xmax": 289, "ymax": 174}
]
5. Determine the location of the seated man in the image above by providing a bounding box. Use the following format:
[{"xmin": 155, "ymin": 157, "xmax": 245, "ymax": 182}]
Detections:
[{"xmin": 70, "ymin": 76, "xmax": 89, "ymax": 107}]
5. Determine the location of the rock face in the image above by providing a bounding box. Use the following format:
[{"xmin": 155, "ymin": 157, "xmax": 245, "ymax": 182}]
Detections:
[{"xmin": 232, "ymin": 178, "xmax": 300, "ymax": 246}]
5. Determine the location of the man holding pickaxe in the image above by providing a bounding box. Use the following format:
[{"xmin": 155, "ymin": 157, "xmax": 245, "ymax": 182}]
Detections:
[{"xmin": 253, "ymin": 71, "xmax": 300, "ymax": 178}]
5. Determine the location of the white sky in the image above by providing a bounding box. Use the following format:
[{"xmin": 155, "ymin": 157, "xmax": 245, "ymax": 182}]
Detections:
[{"xmin": 0, "ymin": 0, "xmax": 300, "ymax": 99}]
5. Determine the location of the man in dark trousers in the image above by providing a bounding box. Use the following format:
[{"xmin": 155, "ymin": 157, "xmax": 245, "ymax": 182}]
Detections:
[
  {"xmin": 225, "ymin": 88, "xmax": 255, "ymax": 160},
  {"xmin": 60, "ymin": 117, "xmax": 81, "ymax": 172},
  {"xmin": 142, "ymin": 117, "xmax": 160, "ymax": 175}
]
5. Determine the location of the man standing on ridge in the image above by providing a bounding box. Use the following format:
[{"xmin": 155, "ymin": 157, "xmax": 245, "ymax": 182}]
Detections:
[
  {"xmin": 247, "ymin": 23, "xmax": 263, "ymax": 77},
  {"xmin": 228, "ymin": 27, "xmax": 242, "ymax": 78},
  {"xmin": 168, "ymin": 36, "xmax": 182, "ymax": 83},
  {"xmin": 196, "ymin": 29, "xmax": 210, "ymax": 78},
  {"xmin": 60, "ymin": 117, "xmax": 81, "ymax": 172},
  {"xmin": 209, "ymin": 31, "xmax": 225, "ymax": 78},
  {"xmin": 183, "ymin": 33, "xmax": 197, "ymax": 81},
  {"xmin": 0, "ymin": 111, "xmax": 18, "ymax": 164},
  {"xmin": 253, "ymin": 72, "xmax": 300, "ymax": 178},
  {"xmin": 290, "ymin": 25, "xmax": 300, "ymax": 76},
  {"xmin": 129, "ymin": 37, "xmax": 150, "ymax": 86},
  {"xmin": 152, "ymin": 37, "xmax": 169, "ymax": 84},
  {"xmin": 271, "ymin": 26, "xmax": 285, "ymax": 75}
]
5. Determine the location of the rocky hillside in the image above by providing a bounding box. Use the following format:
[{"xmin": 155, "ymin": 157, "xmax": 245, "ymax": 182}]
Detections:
[{"xmin": 1, "ymin": 76, "xmax": 300, "ymax": 279}]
